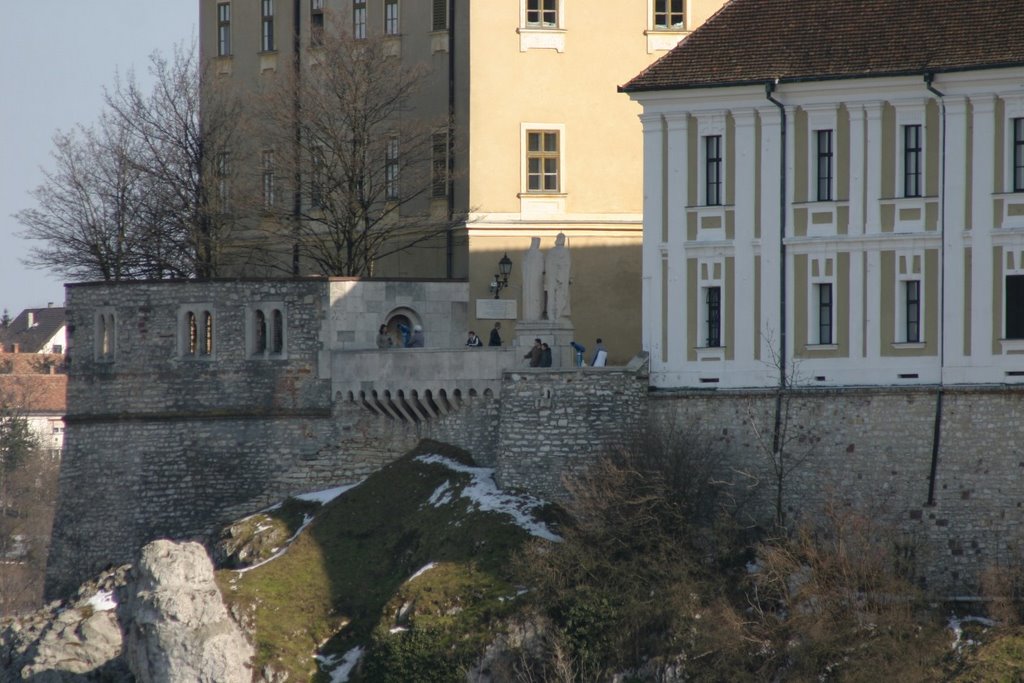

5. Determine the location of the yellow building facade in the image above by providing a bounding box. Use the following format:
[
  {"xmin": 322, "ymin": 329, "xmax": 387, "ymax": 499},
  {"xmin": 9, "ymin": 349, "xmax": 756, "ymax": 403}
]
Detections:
[{"xmin": 199, "ymin": 0, "xmax": 728, "ymax": 362}]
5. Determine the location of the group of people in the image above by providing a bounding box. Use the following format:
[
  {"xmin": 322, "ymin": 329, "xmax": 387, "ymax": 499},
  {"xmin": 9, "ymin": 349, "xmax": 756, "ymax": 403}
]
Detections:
[
  {"xmin": 466, "ymin": 322, "xmax": 503, "ymax": 348},
  {"xmin": 523, "ymin": 338, "xmax": 554, "ymax": 367},
  {"xmin": 377, "ymin": 322, "xmax": 424, "ymax": 349}
]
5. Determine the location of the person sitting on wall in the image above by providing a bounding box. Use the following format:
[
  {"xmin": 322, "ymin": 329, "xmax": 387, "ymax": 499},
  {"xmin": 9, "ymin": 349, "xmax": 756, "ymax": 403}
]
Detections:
[
  {"xmin": 540, "ymin": 342, "xmax": 552, "ymax": 367},
  {"xmin": 489, "ymin": 322, "xmax": 502, "ymax": 347},
  {"xmin": 376, "ymin": 324, "xmax": 393, "ymax": 349},
  {"xmin": 466, "ymin": 331, "xmax": 483, "ymax": 347},
  {"xmin": 408, "ymin": 325, "xmax": 425, "ymax": 348},
  {"xmin": 524, "ymin": 338, "xmax": 543, "ymax": 367}
]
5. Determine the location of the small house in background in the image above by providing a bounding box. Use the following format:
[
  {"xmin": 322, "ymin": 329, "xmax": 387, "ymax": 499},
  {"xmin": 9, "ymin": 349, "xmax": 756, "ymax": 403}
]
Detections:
[{"xmin": 0, "ymin": 305, "xmax": 66, "ymax": 355}]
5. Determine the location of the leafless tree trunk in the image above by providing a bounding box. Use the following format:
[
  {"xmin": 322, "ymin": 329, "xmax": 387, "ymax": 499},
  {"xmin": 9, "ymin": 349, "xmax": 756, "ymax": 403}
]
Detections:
[{"xmin": 246, "ymin": 23, "xmax": 464, "ymax": 276}]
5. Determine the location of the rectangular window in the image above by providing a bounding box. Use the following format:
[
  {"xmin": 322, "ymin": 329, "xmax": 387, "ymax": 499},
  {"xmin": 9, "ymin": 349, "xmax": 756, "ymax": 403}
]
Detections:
[
  {"xmin": 385, "ymin": 136, "xmax": 399, "ymax": 200},
  {"xmin": 261, "ymin": 0, "xmax": 275, "ymax": 51},
  {"xmin": 816, "ymin": 129, "xmax": 833, "ymax": 201},
  {"xmin": 1007, "ymin": 274, "xmax": 1024, "ymax": 339},
  {"xmin": 432, "ymin": 131, "xmax": 449, "ymax": 198},
  {"xmin": 1014, "ymin": 118, "xmax": 1024, "ymax": 192},
  {"xmin": 527, "ymin": 130, "xmax": 559, "ymax": 193},
  {"xmin": 262, "ymin": 150, "xmax": 275, "ymax": 208},
  {"xmin": 353, "ymin": 0, "xmax": 367, "ymax": 39},
  {"xmin": 217, "ymin": 3, "xmax": 231, "ymax": 56},
  {"xmin": 385, "ymin": 0, "xmax": 400, "ymax": 35},
  {"xmin": 526, "ymin": 0, "xmax": 557, "ymax": 27},
  {"xmin": 653, "ymin": 0, "xmax": 685, "ymax": 30},
  {"xmin": 817, "ymin": 283, "xmax": 833, "ymax": 345},
  {"xmin": 705, "ymin": 135, "xmax": 722, "ymax": 206},
  {"xmin": 311, "ymin": 0, "xmax": 324, "ymax": 45},
  {"xmin": 432, "ymin": 0, "xmax": 448, "ymax": 31},
  {"xmin": 310, "ymin": 147, "xmax": 325, "ymax": 207},
  {"xmin": 904, "ymin": 124, "xmax": 922, "ymax": 198},
  {"xmin": 216, "ymin": 151, "xmax": 230, "ymax": 209},
  {"xmin": 905, "ymin": 280, "xmax": 921, "ymax": 343},
  {"xmin": 705, "ymin": 286, "xmax": 721, "ymax": 348}
]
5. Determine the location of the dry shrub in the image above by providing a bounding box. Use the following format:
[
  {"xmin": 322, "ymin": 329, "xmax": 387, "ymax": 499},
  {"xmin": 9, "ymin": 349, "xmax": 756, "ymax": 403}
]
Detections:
[{"xmin": 979, "ymin": 563, "xmax": 1024, "ymax": 626}]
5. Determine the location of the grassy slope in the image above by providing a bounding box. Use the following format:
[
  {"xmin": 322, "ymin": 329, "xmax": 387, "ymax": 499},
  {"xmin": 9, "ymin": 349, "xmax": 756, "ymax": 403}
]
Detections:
[{"xmin": 216, "ymin": 440, "xmax": 541, "ymax": 682}]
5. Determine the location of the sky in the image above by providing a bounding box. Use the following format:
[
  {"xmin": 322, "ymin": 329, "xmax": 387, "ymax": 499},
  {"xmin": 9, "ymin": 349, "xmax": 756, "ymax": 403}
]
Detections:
[{"xmin": 0, "ymin": 3, "xmax": 197, "ymax": 317}]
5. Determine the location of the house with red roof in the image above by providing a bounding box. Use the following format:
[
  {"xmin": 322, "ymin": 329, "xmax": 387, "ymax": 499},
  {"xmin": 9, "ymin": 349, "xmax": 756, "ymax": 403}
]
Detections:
[{"xmin": 622, "ymin": 0, "xmax": 1024, "ymax": 388}]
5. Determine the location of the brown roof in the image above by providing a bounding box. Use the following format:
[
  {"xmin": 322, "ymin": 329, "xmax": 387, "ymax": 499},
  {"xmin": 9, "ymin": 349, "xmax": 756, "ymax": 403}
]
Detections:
[
  {"xmin": 622, "ymin": 0, "xmax": 1024, "ymax": 93},
  {"xmin": 0, "ymin": 353, "xmax": 67, "ymax": 413}
]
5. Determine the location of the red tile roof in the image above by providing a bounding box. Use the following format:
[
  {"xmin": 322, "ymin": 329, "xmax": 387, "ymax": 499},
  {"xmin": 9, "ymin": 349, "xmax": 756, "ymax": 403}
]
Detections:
[
  {"xmin": 622, "ymin": 0, "xmax": 1024, "ymax": 93},
  {"xmin": 0, "ymin": 354, "xmax": 67, "ymax": 413}
]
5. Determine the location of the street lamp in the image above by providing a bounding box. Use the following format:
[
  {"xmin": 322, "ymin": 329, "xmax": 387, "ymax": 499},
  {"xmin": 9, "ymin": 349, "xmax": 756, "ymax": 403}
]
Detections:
[{"xmin": 491, "ymin": 252, "xmax": 513, "ymax": 299}]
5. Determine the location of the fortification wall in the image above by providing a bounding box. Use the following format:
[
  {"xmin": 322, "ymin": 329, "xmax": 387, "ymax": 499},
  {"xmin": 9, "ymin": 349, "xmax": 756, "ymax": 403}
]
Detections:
[{"xmin": 649, "ymin": 387, "xmax": 1024, "ymax": 594}]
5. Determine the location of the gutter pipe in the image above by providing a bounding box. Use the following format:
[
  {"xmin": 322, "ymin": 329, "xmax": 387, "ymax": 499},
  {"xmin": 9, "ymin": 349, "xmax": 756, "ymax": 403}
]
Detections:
[
  {"xmin": 765, "ymin": 81, "xmax": 788, "ymax": 458},
  {"xmin": 924, "ymin": 72, "xmax": 946, "ymax": 507}
]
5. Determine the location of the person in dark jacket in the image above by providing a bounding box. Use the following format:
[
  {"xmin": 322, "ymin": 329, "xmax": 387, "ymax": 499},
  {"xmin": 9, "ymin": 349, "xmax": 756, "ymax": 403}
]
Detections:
[
  {"xmin": 539, "ymin": 342, "xmax": 552, "ymax": 367},
  {"xmin": 489, "ymin": 322, "xmax": 502, "ymax": 346},
  {"xmin": 524, "ymin": 338, "xmax": 543, "ymax": 367},
  {"xmin": 466, "ymin": 331, "xmax": 483, "ymax": 347}
]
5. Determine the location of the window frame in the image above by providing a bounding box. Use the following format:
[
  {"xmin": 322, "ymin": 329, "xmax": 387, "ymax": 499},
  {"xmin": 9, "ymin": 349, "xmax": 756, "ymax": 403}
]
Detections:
[
  {"xmin": 385, "ymin": 135, "xmax": 400, "ymax": 200},
  {"xmin": 526, "ymin": 129, "xmax": 560, "ymax": 194},
  {"xmin": 262, "ymin": 149, "xmax": 276, "ymax": 208},
  {"xmin": 217, "ymin": 2, "xmax": 232, "ymax": 56},
  {"xmin": 249, "ymin": 303, "xmax": 287, "ymax": 358},
  {"xmin": 94, "ymin": 310, "xmax": 116, "ymax": 362},
  {"xmin": 179, "ymin": 306, "xmax": 216, "ymax": 359},
  {"xmin": 525, "ymin": 0, "xmax": 558, "ymax": 27},
  {"xmin": 816, "ymin": 129, "xmax": 834, "ymax": 201},
  {"xmin": 431, "ymin": 130, "xmax": 449, "ymax": 199},
  {"xmin": 652, "ymin": 0, "xmax": 685, "ymax": 30},
  {"xmin": 432, "ymin": 0, "xmax": 448, "ymax": 31},
  {"xmin": 704, "ymin": 286, "xmax": 721, "ymax": 348},
  {"xmin": 261, "ymin": 0, "xmax": 275, "ymax": 51},
  {"xmin": 815, "ymin": 282, "xmax": 833, "ymax": 345},
  {"xmin": 704, "ymin": 134, "xmax": 722, "ymax": 206},
  {"xmin": 353, "ymin": 0, "xmax": 367, "ymax": 39},
  {"xmin": 903, "ymin": 279, "xmax": 921, "ymax": 343},
  {"xmin": 385, "ymin": 0, "xmax": 400, "ymax": 35},
  {"xmin": 1014, "ymin": 117, "xmax": 1024, "ymax": 193},
  {"xmin": 310, "ymin": 0, "xmax": 325, "ymax": 45},
  {"xmin": 903, "ymin": 123, "xmax": 923, "ymax": 198},
  {"xmin": 1006, "ymin": 274, "xmax": 1024, "ymax": 340}
]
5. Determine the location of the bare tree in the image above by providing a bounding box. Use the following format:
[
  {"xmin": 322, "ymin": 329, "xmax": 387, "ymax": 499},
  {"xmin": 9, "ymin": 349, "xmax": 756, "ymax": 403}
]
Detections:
[
  {"xmin": 16, "ymin": 42, "xmax": 241, "ymax": 281},
  {"xmin": 249, "ymin": 26, "xmax": 462, "ymax": 276}
]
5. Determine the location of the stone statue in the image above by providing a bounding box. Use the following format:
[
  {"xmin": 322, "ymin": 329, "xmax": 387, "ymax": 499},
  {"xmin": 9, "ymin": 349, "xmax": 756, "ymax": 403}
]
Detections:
[
  {"xmin": 544, "ymin": 233, "xmax": 571, "ymax": 321},
  {"xmin": 521, "ymin": 237, "xmax": 544, "ymax": 321}
]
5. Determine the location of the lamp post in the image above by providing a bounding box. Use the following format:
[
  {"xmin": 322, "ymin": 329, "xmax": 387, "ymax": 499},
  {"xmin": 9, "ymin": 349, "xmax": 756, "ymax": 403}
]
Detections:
[{"xmin": 491, "ymin": 252, "xmax": 513, "ymax": 299}]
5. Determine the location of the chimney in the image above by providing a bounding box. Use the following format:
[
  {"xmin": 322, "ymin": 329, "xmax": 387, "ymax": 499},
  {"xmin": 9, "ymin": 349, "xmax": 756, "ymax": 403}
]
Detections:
[
  {"xmin": 26, "ymin": 312, "xmax": 35, "ymax": 327},
  {"xmin": 12, "ymin": 343, "xmax": 19, "ymax": 353}
]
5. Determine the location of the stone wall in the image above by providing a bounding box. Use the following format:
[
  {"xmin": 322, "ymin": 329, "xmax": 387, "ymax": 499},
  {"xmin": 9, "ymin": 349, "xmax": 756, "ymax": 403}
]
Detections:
[
  {"xmin": 649, "ymin": 386, "xmax": 1024, "ymax": 594},
  {"xmin": 495, "ymin": 357, "xmax": 650, "ymax": 499}
]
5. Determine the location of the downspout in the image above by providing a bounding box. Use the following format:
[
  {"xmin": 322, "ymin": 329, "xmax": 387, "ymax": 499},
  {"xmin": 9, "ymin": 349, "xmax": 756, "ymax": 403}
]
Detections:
[
  {"xmin": 445, "ymin": 0, "xmax": 456, "ymax": 278},
  {"xmin": 924, "ymin": 72, "xmax": 946, "ymax": 506},
  {"xmin": 766, "ymin": 81, "xmax": 788, "ymax": 460},
  {"xmin": 291, "ymin": 0, "xmax": 302, "ymax": 275}
]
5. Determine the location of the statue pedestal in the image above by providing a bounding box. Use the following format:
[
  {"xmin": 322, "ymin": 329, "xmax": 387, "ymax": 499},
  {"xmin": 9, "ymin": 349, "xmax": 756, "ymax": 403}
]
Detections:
[{"xmin": 514, "ymin": 319, "xmax": 576, "ymax": 369}]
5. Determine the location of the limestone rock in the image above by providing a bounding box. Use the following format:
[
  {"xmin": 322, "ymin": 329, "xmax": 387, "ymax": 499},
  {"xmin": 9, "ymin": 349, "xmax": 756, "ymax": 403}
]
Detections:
[{"xmin": 117, "ymin": 540, "xmax": 253, "ymax": 683}]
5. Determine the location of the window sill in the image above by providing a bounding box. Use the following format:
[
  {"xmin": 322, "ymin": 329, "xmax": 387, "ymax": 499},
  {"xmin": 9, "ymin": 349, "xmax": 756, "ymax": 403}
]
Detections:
[
  {"xmin": 517, "ymin": 27, "xmax": 566, "ymax": 52},
  {"xmin": 695, "ymin": 346, "xmax": 725, "ymax": 361},
  {"xmin": 804, "ymin": 344, "xmax": 838, "ymax": 351},
  {"xmin": 259, "ymin": 52, "xmax": 278, "ymax": 72},
  {"xmin": 215, "ymin": 56, "xmax": 233, "ymax": 76},
  {"xmin": 430, "ymin": 30, "xmax": 449, "ymax": 54},
  {"xmin": 891, "ymin": 341, "xmax": 926, "ymax": 350},
  {"xmin": 519, "ymin": 193, "xmax": 566, "ymax": 217},
  {"xmin": 644, "ymin": 28, "xmax": 688, "ymax": 53},
  {"xmin": 1000, "ymin": 338, "xmax": 1024, "ymax": 353}
]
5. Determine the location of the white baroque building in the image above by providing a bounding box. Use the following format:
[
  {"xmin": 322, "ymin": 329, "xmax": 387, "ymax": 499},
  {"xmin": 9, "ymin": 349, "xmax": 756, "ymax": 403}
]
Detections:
[{"xmin": 622, "ymin": 0, "xmax": 1024, "ymax": 389}]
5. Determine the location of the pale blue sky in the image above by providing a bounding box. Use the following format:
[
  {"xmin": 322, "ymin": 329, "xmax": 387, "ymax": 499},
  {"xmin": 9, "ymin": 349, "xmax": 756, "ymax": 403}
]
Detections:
[{"xmin": 0, "ymin": 2, "xmax": 197, "ymax": 316}]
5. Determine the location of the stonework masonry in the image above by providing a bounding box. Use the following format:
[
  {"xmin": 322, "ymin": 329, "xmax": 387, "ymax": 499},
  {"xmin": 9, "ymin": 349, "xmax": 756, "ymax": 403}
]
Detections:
[{"xmin": 45, "ymin": 279, "xmax": 1024, "ymax": 598}]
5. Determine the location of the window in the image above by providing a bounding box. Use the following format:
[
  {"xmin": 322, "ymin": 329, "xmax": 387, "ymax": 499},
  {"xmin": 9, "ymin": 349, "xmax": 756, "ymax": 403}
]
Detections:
[
  {"xmin": 353, "ymin": 0, "xmax": 366, "ymax": 39},
  {"xmin": 903, "ymin": 124, "xmax": 922, "ymax": 198},
  {"xmin": 526, "ymin": 130, "xmax": 559, "ymax": 192},
  {"xmin": 217, "ymin": 3, "xmax": 231, "ymax": 56},
  {"xmin": 217, "ymin": 151, "xmax": 230, "ymax": 209},
  {"xmin": 250, "ymin": 304, "xmax": 286, "ymax": 357},
  {"xmin": 653, "ymin": 0, "xmax": 684, "ymax": 30},
  {"xmin": 1014, "ymin": 117, "xmax": 1024, "ymax": 192},
  {"xmin": 261, "ymin": 0, "xmax": 275, "ymax": 51},
  {"xmin": 311, "ymin": 0, "xmax": 325, "ymax": 45},
  {"xmin": 903, "ymin": 280, "xmax": 921, "ymax": 343},
  {"xmin": 1007, "ymin": 275, "xmax": 1024, "ymax": 339},
  {"xmin": 95, "ymin": 312, "xmax": 115, "ymax": 361},
  {"xmin": 815, "ymin": 283, "xmax": 833, "ymax": 345},
  {"xmin": 431, "ymin": 131, "xmax": 449, "ymax": 198},
  {"xmin": 385, "ymin": 0, "xmax": 399, "ymax": 35},
  {"xmin": 704, "ymin": 135, "xmax": 722, "ymax": 206},
  {"xmin": 704, "ymin": 286, "xmax": 721, "ymax": 348},
  {"xmin": 181, "ymin": 308, "xmax": 215, "ymax": 358},
  {"xmin": 385, "ymin": 136, "xmax": 399, "ymax": 200},
  {"xmin": 526, "ymin": 0, "xmax": 557, "ymax": 27},
  {"xmin": 262, "ymin": 150, "xmax": 275, "ymax": 207},
  {"xmin": 432, "ymin": 0, "xmax": 447, "ymax": 31},
  {"xmin": 816, "ymin": 129, "xmax": 833, "ymax": 201},
  {"xmin": 310, "ymin": 146, "xmax": 325, "ymax": 207}
]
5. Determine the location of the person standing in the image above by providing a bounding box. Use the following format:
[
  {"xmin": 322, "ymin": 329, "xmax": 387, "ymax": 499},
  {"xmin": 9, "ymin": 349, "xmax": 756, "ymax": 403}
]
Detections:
[
  {"xmin": 524, "ymin": 338, "xmax": 543, "ymax": 367},
  {"xmin": 489, "ymin": 322, "xmax": 502, "ymax": 347},
  {"xmin": 539, "ymin": 342, "xmax": 552, "ymax": 367},
  {"xmin": 409, "ymin": 325, "xmax": 425, "ymax": 348},
  {"xmin": 591, "ymin": 338, "xmax": 608, "ymax": 367},
  {"xmin": 376, "ymin": 324, "xmax": 393, "ymax": 349},
  {"xmin": 466, "ymin": 331, "xmax": 483, "ymax": 347}
]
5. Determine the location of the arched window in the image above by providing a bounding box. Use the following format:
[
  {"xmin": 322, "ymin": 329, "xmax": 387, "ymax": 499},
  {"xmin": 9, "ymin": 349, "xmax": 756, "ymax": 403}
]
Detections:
[
  {"xmin": 271, "ymin": 309, "xmax": 284, "ymax": 353},
  {"xmin": 187, "ymin": 311, "xmax": 198, "ymax": 356},
  {"xmin": 255, "ymin": 310, "xmax": 267, "ymax": 353},
  {"xmin": 201, "ymin": 311, "xmax": 214, "ymax": 355}
]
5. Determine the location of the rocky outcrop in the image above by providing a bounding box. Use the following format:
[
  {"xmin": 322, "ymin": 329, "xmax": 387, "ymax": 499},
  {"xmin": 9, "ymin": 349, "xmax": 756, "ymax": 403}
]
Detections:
[
  {"xmin": 0, "ymin": 565, "xmax": 131, "ymax": 681},
  {"xmin": 117, "ymin": 540, "xmax": 253, "ymax": 683}
]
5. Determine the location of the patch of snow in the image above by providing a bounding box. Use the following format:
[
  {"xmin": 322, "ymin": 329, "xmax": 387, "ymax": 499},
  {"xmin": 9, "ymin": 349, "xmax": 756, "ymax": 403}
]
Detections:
[
  {"xmin": 409, "ymin": 562, "xmax": 437, "ymax": 582},
  {"xmin": 415, "ymin": 454, "xmax": 561, "ymax": 541},
  {"xmin": 316, "ymin": 646, "xmax": 364, "ymax": 683},
  {"xmin": 948, "ymin": 614, "xmax": 997, "ymax": 651},
  {"xmin": 389, "ymin": 626, "xmax": 408, "ymax": 634},
  {"xmin": 87, "ymin": 590, "xmax": 116, "ymax": 612},
  {"xmin": 428, "ymin": 481, "xmax": 454, "ymax": 507},
  {"xmin": 294, "ymin": 482, "xmax": 362, "ymax": 506}
]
